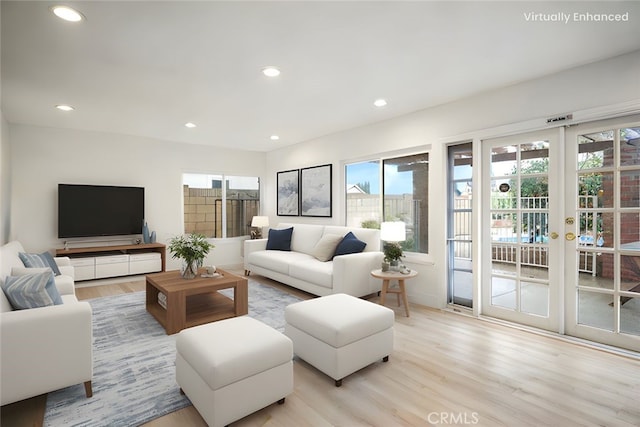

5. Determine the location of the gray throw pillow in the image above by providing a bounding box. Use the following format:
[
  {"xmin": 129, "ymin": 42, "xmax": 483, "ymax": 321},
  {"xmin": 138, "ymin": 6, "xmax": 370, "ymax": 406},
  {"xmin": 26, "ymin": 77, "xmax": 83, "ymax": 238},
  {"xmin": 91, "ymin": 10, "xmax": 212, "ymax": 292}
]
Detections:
[
  {"xmin": 1, "ymin": 270, "xmax": 63, "ymax": 310},
  {"xmin": 19, "ymin": 251, "xmax": 62, "ymax": 276}
]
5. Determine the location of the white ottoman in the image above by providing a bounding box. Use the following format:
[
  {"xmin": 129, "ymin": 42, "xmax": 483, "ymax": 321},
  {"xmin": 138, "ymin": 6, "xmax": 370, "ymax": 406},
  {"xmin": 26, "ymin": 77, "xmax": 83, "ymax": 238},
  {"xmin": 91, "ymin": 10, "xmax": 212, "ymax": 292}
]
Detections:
[
  {"xmin": 176, "ymin": 316, "xmax": 293, "ymax": 427},
  {"xmin": 285, "ymin": 293, "xmax": 394, "ymax": 387}
]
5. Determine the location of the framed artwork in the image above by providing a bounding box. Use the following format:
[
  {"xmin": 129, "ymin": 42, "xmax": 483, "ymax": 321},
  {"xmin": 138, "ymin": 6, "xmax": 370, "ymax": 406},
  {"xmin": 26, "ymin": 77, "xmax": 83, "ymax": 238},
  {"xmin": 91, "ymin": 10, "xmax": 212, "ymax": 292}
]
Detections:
[
  {"xmin": 277, "ymin": 169, "xmax": 300, "ymax": 216},
  {"xmin": 300, "ymin": 164, "xmax": 332, "ymax": 217}
]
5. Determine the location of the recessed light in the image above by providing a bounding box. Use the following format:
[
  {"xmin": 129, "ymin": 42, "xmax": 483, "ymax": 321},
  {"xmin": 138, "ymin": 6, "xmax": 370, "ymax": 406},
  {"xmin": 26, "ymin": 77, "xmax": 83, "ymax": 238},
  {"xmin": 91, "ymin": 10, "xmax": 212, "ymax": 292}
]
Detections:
[
  {"xmin": 185, "ymin": 122, "xmax": 197, "ymax": 128},
  {"xmin": 262, "ymin": 67, "xmax": 281, "ymax": 77},
  {"xmin": 51, "ymin": 5, "xmax": 84, "ymax": 22},
  {"xmin": 55, "ymin": 104, "xmax": 74, "ymax": 111},
  {"xmin": 270, "ymin": 135, "xmax": 280, "ymax": 141},
  {"xmin": 374, "ymin": 99, "xmax": 387, "ymax": 107}
]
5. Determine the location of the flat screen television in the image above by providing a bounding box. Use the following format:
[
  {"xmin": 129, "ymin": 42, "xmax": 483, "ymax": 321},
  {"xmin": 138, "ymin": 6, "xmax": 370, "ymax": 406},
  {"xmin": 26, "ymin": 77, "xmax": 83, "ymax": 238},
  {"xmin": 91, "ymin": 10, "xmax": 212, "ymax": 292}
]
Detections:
[{"xmin": 58, "ymin": 184, "xmax": 145, "ymax": 238}]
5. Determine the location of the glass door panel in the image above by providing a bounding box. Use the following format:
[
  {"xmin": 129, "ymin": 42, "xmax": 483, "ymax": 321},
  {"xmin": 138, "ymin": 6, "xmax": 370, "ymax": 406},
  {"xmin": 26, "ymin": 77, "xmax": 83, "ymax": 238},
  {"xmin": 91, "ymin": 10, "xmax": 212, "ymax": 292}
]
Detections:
[{"xmin": 447, "ymin": 143, "xmax": 474, "ymax": 308}]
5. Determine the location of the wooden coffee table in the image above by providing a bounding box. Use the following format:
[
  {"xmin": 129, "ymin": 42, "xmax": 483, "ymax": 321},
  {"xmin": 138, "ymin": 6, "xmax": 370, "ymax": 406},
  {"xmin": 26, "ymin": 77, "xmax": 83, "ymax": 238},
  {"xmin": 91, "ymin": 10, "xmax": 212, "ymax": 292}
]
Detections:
[{"xmin": 146, "ymin": 268, "xmax": 248, "ymax": 335}]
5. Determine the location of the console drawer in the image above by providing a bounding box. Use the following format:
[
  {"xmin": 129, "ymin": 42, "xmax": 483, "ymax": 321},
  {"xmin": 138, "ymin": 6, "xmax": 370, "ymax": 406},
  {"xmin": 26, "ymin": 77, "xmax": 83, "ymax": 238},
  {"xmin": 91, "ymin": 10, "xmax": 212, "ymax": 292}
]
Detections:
[
  {"xmin": 95, "ymin": 255, "xmax": 130, "ymax": 278},
  {"xmin": 129, "ymin": 253, "xmax": 162, "ymax": 274},
  {"xmin": 70, "ymin": 257, "xmax": 95, "ymax": 281}
]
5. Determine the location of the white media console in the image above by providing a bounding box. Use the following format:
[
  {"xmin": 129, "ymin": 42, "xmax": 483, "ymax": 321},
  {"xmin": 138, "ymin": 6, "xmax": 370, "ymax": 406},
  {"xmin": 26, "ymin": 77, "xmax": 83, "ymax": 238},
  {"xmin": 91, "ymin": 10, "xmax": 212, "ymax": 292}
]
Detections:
[{"xmin": 56, "ymin": 243, "xmax": 166, "ymax": 281}]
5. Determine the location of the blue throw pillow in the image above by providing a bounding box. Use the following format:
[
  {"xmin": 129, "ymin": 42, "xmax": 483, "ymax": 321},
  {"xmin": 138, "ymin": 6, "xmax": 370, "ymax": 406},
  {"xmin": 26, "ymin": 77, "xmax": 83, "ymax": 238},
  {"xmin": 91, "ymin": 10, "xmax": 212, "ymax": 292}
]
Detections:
[
  {"xmin": 333, "ymin": 231, "xmax": 367, "ymax": 257},
  {"xmin": 266, "ymin": 227, "xmax": 294, "ymax": 251},
  {"xmin": 19, "ymin": 251, "xmax": 62, "ymax": 276},
  {"xmin": 1, "ymin": 270, "xmax": 63, "ymax": 310}
]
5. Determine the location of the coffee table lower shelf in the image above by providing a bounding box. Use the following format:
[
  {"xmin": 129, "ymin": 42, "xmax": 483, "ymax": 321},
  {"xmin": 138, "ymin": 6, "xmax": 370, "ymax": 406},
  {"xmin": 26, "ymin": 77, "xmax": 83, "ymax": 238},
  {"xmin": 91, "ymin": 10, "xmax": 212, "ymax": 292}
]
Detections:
[{"xmin": 148, "ymin": 292, "xmax": 238, "ymax": 330}]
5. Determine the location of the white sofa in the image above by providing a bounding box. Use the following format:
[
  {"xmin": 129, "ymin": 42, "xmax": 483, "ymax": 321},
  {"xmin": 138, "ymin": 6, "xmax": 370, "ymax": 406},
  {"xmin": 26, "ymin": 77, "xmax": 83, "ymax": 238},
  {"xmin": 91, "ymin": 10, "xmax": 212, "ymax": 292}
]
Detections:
[
  {"xmin": 244, "ymin": 223, "xmax": 384, "ymax": 297},
  {"xmin": 0, "ymin": 241, "xmax": 93, "ymax": 406}
]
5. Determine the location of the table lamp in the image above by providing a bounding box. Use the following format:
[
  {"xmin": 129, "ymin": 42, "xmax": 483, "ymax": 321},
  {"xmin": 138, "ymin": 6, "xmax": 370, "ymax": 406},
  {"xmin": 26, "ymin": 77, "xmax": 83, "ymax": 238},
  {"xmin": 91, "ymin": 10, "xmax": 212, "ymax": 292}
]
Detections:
[{"xmin": 250, "ymin": 216, "xmax": 269, "ymax": 239}]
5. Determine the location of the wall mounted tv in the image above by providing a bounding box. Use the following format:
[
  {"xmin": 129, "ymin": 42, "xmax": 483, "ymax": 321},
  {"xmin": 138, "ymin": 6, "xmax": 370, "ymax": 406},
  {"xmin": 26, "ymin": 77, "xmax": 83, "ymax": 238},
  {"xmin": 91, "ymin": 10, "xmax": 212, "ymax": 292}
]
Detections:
[{"xmin": 58, "ymin": 184, "xmax": 145, "ymax": 239}]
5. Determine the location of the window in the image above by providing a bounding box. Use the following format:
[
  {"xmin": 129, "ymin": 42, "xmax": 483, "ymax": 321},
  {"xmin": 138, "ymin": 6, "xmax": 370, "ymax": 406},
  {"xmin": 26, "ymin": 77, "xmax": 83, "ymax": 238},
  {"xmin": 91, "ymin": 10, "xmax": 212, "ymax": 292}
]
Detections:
[
  {"xmin": 346, "ymin": 152, "xmax": 429, "ymax": 254},
  {"xmin": 183, "ymin": 173, "xmax": 260, "ymax": 238},
  {"xmin": 345, "ymin": 160, "xmax": 381, "ymax": 228}
]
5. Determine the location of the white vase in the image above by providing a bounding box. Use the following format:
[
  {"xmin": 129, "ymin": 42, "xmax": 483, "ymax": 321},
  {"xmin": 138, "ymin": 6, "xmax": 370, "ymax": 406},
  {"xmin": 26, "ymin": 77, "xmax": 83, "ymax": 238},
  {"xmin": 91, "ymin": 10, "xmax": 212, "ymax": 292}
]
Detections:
[{"xmin": 181, "ymin": 260, "xmax": 199, "ymax": 279}]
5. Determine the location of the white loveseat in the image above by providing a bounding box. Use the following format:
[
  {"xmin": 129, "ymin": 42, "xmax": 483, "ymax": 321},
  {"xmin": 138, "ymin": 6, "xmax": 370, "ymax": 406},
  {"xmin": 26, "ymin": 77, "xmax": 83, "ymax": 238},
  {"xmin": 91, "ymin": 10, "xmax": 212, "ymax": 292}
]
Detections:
[
  {"xmin": 244, "ymin": 223, "xmax": 384, "ymax": 297},
  {"xmin": 0, "ymin": 241, "xmax": 93, "ymax": 406}
]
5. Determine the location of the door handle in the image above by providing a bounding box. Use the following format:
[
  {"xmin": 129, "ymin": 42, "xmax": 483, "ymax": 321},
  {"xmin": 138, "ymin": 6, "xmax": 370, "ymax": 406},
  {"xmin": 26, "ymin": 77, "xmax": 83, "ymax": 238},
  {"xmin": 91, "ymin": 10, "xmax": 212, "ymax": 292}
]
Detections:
[
  {"xmin": 565, "ymin": 232, "xmax": 576, "ymax": 241},
  {"xmin": 550, "ymin": 232, "xmax": 559, "ymax": 239}
]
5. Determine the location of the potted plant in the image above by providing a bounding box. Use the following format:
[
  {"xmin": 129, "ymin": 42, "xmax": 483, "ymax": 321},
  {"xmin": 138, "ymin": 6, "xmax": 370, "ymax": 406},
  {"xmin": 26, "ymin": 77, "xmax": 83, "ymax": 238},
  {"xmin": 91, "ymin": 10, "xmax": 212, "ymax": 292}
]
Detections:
[
  {"xmin": 383, "ymin": 242, "xmax": 403, "ymax": 271},
  {"xmin": 168, "ymin": 233, "xmax": 214, "ymax": 279}
]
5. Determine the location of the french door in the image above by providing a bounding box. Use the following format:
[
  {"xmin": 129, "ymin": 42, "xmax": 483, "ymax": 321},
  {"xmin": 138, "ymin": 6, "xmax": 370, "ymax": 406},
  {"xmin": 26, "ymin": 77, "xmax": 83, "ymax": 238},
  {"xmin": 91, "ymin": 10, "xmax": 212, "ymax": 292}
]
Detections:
[
  {"xmin": 564, "ymin": 116, "xmax": 640, "ymax": 351},
  {"xmin": 480, "ymin": 116, "xmax": 640, "ymax": 351},
  {"xmin": 481, "ymin": 129, "xmax": 562, "ymax": 331}
]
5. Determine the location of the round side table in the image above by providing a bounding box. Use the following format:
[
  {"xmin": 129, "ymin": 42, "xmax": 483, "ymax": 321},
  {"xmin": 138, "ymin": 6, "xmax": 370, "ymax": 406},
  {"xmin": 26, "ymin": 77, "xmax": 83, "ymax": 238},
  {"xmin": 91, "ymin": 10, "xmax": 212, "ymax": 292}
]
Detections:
[{"xmin": 370, "ymin": 269, "xmax": 418, "ymax": 317}]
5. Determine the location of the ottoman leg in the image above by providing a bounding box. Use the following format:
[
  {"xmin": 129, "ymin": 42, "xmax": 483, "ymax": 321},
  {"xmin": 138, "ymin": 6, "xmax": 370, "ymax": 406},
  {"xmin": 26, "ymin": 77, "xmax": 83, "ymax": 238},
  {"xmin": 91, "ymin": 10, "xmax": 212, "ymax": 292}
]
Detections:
[
  {"xmin": 278, "ymin": 397, "xmax": 285, "ymax": 404},
  {"xmin": 383, "ymin": 356, "xmax": 389, "ymax": 362},
  {"xmin": 335, "ymin": 379, "xmax": 343, "ymax": 387}
]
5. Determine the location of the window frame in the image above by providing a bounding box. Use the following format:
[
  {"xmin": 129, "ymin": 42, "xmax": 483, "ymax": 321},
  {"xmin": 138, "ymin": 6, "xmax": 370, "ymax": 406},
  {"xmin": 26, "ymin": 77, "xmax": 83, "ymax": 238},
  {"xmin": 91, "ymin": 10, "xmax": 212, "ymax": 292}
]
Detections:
[
  {"xmin": 344, "ymin": 148, "xmax": 431, "ymax": 255},
  {"xmin": 182, "ymin": 173, "xmax": 260, "ymax": 239}
]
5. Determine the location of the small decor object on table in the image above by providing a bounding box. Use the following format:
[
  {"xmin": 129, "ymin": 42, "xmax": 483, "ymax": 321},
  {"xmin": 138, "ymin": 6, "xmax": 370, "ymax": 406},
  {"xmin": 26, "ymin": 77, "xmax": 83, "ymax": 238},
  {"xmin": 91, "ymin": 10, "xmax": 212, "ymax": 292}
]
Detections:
[
  {"xmin": 168, "ymin": 233, "xmax": 214, "ymax": 279},
  {"xmin": 142, "ymin": 221, "xmax": 151, "ymax": 243}
]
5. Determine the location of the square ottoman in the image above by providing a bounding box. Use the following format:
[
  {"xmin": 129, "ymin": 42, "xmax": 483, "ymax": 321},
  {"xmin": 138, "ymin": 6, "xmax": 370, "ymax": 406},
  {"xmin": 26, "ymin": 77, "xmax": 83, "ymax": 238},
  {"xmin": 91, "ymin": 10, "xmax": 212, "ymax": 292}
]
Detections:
[
  {"xmin": 176, "ymin": 316, "xmax": 293, "ymax": 427},
  {"xmin": 284, "ymin": 293, "xmax": 394, "ymax": 386}
]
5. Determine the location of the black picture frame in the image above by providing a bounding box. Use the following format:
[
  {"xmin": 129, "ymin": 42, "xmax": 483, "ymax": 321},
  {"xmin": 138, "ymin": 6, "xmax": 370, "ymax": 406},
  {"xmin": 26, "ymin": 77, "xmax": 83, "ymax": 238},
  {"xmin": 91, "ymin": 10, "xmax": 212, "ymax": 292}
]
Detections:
[
  {"xmin": 300, "ymin": 164, "xmax": 332, "ymax": 217},
  {"xmin": 276, "ymin": 169, "xmax": 300, "ymax": 216}
]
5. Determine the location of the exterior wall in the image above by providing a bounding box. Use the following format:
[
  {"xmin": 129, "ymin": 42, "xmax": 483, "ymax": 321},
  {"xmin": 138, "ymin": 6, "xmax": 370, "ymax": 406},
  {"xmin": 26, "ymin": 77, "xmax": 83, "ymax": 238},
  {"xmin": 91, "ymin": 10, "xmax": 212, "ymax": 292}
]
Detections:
[
  {"xmin": 600, "ymin": 135, "xmax": 640, "ymax": 282},
  {"xmin": 183, "ymin": 186, "xmax": 221, "ymax": 237}
]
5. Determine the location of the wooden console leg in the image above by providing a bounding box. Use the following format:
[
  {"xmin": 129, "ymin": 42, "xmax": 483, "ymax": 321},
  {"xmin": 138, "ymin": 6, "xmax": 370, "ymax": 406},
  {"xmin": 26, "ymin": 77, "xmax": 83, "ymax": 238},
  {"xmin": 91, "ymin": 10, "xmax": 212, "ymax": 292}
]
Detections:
[{"xmin": 84, "ymin": 381, "xmax": 93, "ymax": 398}]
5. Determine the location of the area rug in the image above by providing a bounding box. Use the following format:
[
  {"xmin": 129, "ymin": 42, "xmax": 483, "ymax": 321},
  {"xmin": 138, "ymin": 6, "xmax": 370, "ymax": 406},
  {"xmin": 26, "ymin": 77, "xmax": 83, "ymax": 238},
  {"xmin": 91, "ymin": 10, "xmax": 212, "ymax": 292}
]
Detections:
[{"xmin": 44, "ymin": 280, "xmax": 303, "ymax": 427}]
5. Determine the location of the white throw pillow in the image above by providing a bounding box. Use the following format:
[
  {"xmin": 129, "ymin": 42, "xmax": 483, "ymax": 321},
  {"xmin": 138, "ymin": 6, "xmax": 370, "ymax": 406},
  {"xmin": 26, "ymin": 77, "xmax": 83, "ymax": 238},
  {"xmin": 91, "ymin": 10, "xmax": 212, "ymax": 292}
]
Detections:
[{"xmin": 312, "ymin": 234, "xmax": 344, "ymax": 262}]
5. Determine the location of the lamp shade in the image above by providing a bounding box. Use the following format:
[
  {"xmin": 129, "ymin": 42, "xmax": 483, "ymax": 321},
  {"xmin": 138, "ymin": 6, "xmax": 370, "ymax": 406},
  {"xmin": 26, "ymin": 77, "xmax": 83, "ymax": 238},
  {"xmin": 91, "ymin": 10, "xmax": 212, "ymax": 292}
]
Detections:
[
  {"xmin": 380, "ymin": 221, "xmax": 406, "ymax": 242},
  {"xmin": 251, "ymin": 216, "xmax": 269, "ymax": 227}
]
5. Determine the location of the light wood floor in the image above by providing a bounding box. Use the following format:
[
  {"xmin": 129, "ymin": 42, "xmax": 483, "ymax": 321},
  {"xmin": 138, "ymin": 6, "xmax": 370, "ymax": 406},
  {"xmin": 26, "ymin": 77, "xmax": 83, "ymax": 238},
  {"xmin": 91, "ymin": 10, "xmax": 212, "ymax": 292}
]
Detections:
[{"xmin": 2, "ymin": 269, "xmax": 640, "ymax": 427}]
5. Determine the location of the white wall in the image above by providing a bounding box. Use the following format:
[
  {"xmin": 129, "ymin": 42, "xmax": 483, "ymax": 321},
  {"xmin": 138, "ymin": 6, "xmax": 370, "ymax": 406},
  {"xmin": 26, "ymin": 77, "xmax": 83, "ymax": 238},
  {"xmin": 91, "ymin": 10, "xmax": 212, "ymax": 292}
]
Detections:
[
  {"xmin": 9, "ymin": 125, "xmax": 266, "ymax": 270},
  {"xmin": 1, "ymin": 111, "xmax": 11, "ymax": 244},
  {"xmin": 265, "ymin": 50, "xmax": 640, "ymax": 308}
]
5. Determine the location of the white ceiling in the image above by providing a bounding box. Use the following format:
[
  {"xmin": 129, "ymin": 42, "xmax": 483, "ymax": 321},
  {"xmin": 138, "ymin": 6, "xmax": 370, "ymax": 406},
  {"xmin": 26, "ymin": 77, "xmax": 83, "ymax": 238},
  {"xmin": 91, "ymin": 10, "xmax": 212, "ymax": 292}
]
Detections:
[{"xmin": 2, "ymin": 1, "xmax": 640, "ymax": 152}]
